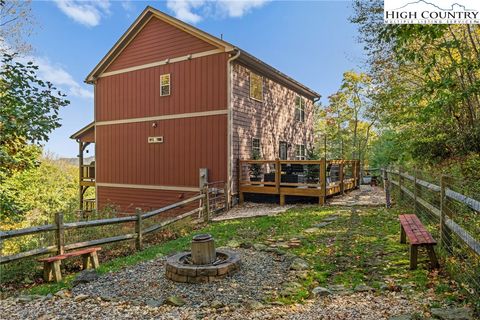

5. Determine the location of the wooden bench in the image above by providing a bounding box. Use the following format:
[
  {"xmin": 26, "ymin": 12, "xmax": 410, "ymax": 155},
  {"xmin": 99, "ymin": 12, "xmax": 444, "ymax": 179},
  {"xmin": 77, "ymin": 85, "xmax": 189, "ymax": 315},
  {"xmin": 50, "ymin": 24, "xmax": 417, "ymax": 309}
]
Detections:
[
  {"xmin": 38, "ymin": 247, "xmax": 101, "ymax": 282},
  {"xmin": 399, "ymin": 214, "xmax": 439, "ymax": 270}
]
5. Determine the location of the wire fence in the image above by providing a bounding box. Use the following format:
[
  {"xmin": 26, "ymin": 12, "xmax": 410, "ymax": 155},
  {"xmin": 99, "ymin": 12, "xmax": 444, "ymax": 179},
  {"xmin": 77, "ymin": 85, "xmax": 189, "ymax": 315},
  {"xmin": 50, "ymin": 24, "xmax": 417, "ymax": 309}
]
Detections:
[{"xmin": 385, "ymin": 166, "xmax": 480, "ymax": 308}]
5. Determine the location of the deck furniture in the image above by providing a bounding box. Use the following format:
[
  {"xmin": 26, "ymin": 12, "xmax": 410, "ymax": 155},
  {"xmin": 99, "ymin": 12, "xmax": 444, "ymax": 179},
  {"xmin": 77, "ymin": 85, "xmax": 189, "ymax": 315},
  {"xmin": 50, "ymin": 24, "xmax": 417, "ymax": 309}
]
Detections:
[
  {"xmin": 38, "ymin": 247, "xmax": 101, "ymax": 282},
  {"xmin": 399, "ymin": 214, "xmax": 439, "ymax": 270}
]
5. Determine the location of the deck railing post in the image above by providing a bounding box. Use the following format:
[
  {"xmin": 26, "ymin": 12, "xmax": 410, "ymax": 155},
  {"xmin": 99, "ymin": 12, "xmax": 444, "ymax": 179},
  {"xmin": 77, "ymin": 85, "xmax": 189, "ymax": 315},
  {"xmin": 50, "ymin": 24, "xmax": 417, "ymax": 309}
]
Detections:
[
  {"xmin": 275, "ymin": 158, "xmax": 280, "ymax": 193},
  {"xmin": 319, "ymin": 158, "xmax": 326, "ymax": 205},
  {"xmin": 55, "ymin": 212, "xmax": 65, "ymax": 255},
  {"xmin": 382, "ymin": 169, "xmax": 391, "ymax": 209},
  {"xmin": 440, "ymin": 175, "xmax": 452, "ymax": 254},
  {"xmin": 238, "ymin": 160, "xmax": 244, "ymax": 205},
  {"xmin": 135, "ymin": 208, "xmax": 143, "ymax": 251},
  {"xmin": 224, "ymin": 182, "xmax": 229, "ymax": 211},
  {"xmin": 204, "ymin": 186, "xmax": 211, "ymax": 222},
  {"xmin": 339, "ymin": 161, "xmax": 345, "ymax": 195}
]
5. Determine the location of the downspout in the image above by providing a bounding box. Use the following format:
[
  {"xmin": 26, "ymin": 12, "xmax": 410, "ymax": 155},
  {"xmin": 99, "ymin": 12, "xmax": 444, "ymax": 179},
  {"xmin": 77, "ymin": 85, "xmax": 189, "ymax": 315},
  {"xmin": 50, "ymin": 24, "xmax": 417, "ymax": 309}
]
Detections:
[{"xmin": 227, "ymin": 48, "xmax": 241, "ymax": 207}]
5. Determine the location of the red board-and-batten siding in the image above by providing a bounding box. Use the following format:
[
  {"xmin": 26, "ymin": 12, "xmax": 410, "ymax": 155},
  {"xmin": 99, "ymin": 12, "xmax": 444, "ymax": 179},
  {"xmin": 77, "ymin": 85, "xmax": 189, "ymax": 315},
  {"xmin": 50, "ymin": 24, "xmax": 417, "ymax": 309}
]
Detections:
[
  {"xmin": 231, "ymin": 63, "xmax": 315, "ymax": 194},
  {"xmin": 95, "ymin": 17, "xmax": 228, "ymax": 212}
]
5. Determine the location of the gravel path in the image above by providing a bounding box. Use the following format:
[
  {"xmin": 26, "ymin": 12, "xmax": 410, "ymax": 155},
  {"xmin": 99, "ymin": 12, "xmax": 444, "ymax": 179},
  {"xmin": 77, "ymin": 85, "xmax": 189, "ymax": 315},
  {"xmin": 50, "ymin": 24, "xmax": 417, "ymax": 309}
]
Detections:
[
  {"xmin": 0, "ymin": 291, "xmax": 425, "ymax": 319},
  {"xmin": 72, "ymin": 248, "xmax": 290, "ymax": 307},
  {"xmin": 328, "ymin": 185, "xmax": 385, "ymax": 207},
  {"xmin": 212, "ymin": 203, "xmax": 294, "ymax": 221}
]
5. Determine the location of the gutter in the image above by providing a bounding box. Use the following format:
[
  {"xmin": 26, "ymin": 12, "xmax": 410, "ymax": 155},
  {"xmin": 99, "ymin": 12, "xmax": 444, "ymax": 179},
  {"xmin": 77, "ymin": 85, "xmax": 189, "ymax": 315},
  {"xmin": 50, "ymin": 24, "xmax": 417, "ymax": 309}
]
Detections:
[{"xmin": 227, "ymin": 48, "xmax": 241, "ymax": 207}]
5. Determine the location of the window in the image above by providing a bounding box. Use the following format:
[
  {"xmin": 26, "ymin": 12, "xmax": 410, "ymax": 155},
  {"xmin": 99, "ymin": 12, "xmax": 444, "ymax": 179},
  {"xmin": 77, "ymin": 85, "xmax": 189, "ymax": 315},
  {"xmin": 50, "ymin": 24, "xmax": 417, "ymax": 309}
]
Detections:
[
  {"xmin": 160, "ymin": 74, "xmax": 170, "ymax": 96},
  {"xmin": 252, "ymin": 138, "xmax": 261, "ymax": 158},
  {"xmin": 295, "ymin": 144, "xmax": 306, "ymax": 160},
  {"xmin": 279, "ymin": 141, "xmax": 288, "ymax": 160},
  {"xmin": 295, "ymin": 95, "xmax": 305, "ymax": 122},
  {"xmin": 249, "ymin": 72, "xmax": 263, "ymax": 101}
]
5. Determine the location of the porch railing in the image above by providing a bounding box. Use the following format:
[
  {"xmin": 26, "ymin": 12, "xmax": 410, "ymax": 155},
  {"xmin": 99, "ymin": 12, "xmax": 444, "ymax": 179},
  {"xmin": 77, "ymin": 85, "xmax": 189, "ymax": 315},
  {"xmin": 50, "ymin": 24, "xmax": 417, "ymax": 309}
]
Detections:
[{"xmin": 239, "ymin": 158, "xmax": 360, "ymax": 205}]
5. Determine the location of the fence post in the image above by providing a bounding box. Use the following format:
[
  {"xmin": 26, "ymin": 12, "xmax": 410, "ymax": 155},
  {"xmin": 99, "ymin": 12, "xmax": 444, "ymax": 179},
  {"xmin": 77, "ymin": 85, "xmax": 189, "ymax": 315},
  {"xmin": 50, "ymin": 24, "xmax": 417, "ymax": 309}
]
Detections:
[
  {"xmin": 55, "ymin": 212, "xmax": 65, "ymax": 255},
  {"xmin": 135, "ymin": 208, "xmax": 143, "ymax": 251},
  {"xmin": 319, "ymin": 158, "xmax": 326, "ymax": 206},
  {"xmin": 382, "ymin": 169, "xmax": 391, "ymax": 209},
  {"xmin": 440, "ymin": 175, "xmax": 452, "ymax": 254},
  {"xmin": 398, "ymin": 166, "xmax": 404, "ymax": 202},
  {"xmin": 204, "ymin": 186, "xmax": 210, "ymax": 222},
  {"xmin": 275, "ymin": 158, "xmax": 280, "ymax": 194},
  {"xmin": 413, "ymin": 167, "xmax": 418, "ymax": 213}
]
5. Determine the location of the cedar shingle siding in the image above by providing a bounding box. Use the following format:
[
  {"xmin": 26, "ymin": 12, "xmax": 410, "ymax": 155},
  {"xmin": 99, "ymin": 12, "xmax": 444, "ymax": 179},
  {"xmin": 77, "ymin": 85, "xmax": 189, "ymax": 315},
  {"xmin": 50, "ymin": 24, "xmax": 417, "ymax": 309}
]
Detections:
[{"xmin": 231, "ymin": 63, "xmax": 314, "ymax": 194}]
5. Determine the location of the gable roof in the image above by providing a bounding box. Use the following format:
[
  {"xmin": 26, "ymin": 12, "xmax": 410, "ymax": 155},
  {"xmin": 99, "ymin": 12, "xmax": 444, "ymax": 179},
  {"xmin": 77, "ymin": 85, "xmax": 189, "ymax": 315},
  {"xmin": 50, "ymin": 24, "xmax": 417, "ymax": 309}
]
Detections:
[
  {"xmin": 86, "ymin": 6, "xmax": 320, "ymax": 100},
  {"xmin": 70, "ymin": 122, "xmax": 95, "ymax": 142}
]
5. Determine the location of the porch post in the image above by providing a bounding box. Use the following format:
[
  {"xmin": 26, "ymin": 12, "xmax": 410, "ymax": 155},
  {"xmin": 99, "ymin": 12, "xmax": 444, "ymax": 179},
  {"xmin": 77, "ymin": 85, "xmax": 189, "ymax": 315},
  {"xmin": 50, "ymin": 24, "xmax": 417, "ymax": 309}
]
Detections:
[{"xmin": 78, "ymin": 141, "xmax": 84, "ymax": 211}]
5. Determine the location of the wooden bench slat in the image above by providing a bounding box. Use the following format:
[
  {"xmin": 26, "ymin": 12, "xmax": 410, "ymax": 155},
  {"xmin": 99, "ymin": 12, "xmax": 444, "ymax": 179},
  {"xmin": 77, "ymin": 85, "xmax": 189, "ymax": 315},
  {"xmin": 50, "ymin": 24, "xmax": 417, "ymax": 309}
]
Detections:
[
  {"xmin": 399, "ymin": 214, "xmax": 436, "ymax": 245},
  {"xmin": 38, "ymin": 247, "xmax": 101, "ymax": 263}
]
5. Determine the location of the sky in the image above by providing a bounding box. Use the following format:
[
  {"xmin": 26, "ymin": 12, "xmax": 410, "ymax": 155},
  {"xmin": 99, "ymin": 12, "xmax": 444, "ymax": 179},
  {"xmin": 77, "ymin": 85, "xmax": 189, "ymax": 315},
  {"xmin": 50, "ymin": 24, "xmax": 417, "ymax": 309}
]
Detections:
[{"xmin": 26, "ymin": 0, "xmax": 365, "ymax": 158}]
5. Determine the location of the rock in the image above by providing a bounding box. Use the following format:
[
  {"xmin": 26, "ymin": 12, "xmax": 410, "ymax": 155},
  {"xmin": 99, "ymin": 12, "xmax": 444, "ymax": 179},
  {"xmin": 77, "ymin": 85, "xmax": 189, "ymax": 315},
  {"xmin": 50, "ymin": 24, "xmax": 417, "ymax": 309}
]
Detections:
[
  {"xmin": 354, "ymin": 284, "xmax": 374, "ymax": 292},
  {"xmin": 295, "ymin": 271, "xmax": 309, "ymax": 280},
  {"xmin": 226, "ymin": 240, "xmax": 241, "ymax": 248},
  {"xmin": 327, "ymin": 284, "xmax": 347, "ymax": 292},
  {"xmin": 54, "ymin": 290, "xmax": 70, "ymax": 299},
  {"xmin": 253, "ymin": 243, "xmax": 268, "ymax": 251},
  {"xmin": 311, "ymin": 286, "xmax": 332, "ymax": 297},
  {"xmin": 165, "ymin": 296, "xmax": 186, "ymax": 307},
  {"xmin": 313, "ymin": 222, "xmax": 331, "ymax": 228},
  {"xmin": 304, "ymin": 227, "xmax": 320, "ymax": 234},
  {"xmin": 73, "ymin": 294, "xmax": 89, "ymax": 302},
  {"xmin": 430, "ymin": 307, "xmax": 473, "ymax": 320},
  {"xmin": 100, "ymin": 295, "xmax": 115, "ymax": 302},
  {"xmin": 17, "ymin": 295, "xmax": 34, "ymax": 303},
  {"xmin": 45, "ymin": 293, "xmax": 53, "ymax": 300},
  {"xmin": 322, "ymin": 216, "xmax": 339, "ymax": 222},
  {"xmin": 289, "ymin": 258, "xmax": 309, "ymax": 271},
  {"xmin": 145, "ymin": 299, "xmax": 163, "ymax": 308},
  {"xmin": 248, "ymin": 300, "xmax": 264, "ymax": 310},
  {"xmin": 210, "ymin": 299, "xmax": 224, "ymax": 309},
  {"xmin": 72, "ymin": 270, "xmax": 99, "ymax": 287},
  {"xmin": 239, "ymin": 242, "xmax": 253, "ymax": 249},
  {"xmin": 280, "ymin": 281, "xmax": 303, "ymax": 297},
  {"xmin": 389, "ymin": 315, "xmax": 414, "ymax": 320}
]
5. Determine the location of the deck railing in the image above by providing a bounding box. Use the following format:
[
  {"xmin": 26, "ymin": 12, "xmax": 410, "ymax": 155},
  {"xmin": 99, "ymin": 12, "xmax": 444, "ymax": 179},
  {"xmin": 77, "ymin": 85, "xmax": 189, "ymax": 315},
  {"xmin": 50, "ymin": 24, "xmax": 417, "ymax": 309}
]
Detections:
[
  {"xmin": 80, "ymin": 164, "xmax": 95, "ymax": 183},
  {"xmin": 239, "ymin": 158, "xmax": 360, "ymax": 205}
]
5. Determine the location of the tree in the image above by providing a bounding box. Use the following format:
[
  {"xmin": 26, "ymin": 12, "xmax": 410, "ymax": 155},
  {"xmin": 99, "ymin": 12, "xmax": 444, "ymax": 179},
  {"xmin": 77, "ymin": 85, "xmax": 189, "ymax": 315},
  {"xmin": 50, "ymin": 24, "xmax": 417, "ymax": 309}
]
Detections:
[
  {"xmin": 0, "ymin": 0, "xmax": 35, "ymax": 54},
  {"xmin": 0, "ymin": 53, "xmax": 70, "ymax": 179}
]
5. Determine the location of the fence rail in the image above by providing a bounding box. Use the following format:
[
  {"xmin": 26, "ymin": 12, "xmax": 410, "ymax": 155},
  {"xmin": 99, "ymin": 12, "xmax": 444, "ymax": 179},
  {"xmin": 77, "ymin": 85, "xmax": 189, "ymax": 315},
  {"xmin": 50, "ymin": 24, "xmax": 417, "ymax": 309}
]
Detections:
[
  {"xmin": 0, "ymin": 193, "xmax": 207, "ymax": 264},
  {"xmin": 384, "ymin": 168, "xmax": 480, "ymax": 255}
]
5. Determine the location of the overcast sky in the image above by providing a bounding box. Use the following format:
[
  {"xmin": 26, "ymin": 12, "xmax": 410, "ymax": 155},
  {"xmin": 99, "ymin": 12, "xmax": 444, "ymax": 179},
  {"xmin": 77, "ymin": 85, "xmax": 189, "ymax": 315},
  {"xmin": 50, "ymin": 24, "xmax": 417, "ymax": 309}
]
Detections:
[{"xmin": 28, "ymin": 0, "xmax": 364, "ymax": 157}]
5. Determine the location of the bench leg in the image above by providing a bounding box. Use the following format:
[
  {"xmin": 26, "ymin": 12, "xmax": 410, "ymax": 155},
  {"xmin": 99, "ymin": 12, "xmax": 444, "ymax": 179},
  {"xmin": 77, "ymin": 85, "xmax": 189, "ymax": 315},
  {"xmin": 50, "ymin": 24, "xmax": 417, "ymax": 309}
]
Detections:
[
  {"xmin": 90, "ymin": 252, "xmax": 99, "ymax": 269},
  {"xmin": 43, "ymin": 262, "xmax": 53, "ymax": 282},
  {"xmin": 409, "ymin": 245, "xmax": 418, "ymax": 270},
  {"xmin": 82, "ymin": 254, "xmax": 91, "ymax": 269},
  {"xmin": 52, "ymin": 260, "xmax": 62, "ymax": 282},
  {"xmin": 426, "ymin": 245, "xmax": 439, "ymax": 269},
  {"xmin": 400, "ymin": 225, "xmax": 406, "ymax": 244}
]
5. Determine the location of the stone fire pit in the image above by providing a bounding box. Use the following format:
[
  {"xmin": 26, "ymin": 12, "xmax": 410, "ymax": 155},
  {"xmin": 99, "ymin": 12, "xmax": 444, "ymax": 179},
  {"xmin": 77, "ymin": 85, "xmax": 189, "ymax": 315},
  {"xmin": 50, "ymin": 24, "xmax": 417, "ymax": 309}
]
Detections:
[{"xmin": 165, "ymin": 234, "xmax": 240, "ymax": 283}]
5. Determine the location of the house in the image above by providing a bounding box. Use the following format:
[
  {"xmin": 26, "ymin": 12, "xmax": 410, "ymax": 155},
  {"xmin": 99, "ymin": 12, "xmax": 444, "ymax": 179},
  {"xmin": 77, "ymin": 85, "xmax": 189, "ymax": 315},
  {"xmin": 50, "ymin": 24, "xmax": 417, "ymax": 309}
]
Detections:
[{"xmin": 71, "ymin": 6, "xmax": 320, "ymax": 213}]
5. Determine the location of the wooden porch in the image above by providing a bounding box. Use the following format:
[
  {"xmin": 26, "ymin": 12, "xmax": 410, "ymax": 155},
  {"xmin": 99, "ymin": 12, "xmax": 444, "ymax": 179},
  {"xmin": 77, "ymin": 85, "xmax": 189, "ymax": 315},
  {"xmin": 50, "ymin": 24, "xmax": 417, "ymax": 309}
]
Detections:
[{"xmin": 238, "ymin": 159, "xmax": 360, "ymax": 205}]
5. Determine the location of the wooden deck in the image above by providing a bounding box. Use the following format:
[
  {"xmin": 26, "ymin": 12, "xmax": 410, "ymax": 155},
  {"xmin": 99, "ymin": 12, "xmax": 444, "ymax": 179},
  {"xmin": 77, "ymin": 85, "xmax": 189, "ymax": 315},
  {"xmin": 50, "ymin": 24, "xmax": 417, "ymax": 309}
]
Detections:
[{"xmin": 239, "ymin": 159, "xmax": 360, "ymax": 205}]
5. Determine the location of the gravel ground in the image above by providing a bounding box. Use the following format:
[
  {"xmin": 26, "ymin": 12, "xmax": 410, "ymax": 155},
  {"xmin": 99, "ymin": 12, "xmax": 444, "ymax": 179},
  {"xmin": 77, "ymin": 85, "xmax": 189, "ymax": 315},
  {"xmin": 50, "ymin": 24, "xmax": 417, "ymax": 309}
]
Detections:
[
  {"xmin": 0, "ymin": 291, "xmax": 425, "ymax": 320},
  {"xmin": 328, "ymin": 185, "xmax": 385, "ymax": 207},
  {"xmin": 212, "ymin": 203, "xmax": 294, "ymax": 221},
  {"xmin": 72, "ymin": 248, "xmax": 291, "ymax": 307}
]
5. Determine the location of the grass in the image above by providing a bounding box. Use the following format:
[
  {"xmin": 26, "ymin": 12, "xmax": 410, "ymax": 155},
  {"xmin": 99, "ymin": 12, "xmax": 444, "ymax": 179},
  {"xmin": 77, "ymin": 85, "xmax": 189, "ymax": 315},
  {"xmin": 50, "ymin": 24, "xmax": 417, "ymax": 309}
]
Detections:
[{"xmin": 22, "ymin": 205, "xmax": 472, "ymax": 309}]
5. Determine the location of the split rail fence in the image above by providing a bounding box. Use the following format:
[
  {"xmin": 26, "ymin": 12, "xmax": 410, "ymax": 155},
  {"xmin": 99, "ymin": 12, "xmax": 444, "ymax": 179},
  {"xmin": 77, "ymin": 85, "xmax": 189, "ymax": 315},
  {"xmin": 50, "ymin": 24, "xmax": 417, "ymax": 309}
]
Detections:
[
  {"xmin": 0, "ymin": 193, "xmax": 210, "ymax": 265},
  {"xmin": 383, "ymin": 167, "xmax": 480, "ymax": 300}
]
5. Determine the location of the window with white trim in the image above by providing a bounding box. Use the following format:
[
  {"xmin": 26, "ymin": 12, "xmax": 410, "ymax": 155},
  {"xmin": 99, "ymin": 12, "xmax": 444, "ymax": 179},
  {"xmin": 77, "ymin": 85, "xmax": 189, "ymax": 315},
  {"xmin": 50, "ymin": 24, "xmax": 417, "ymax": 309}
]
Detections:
[
  {"xmin": 295, "ymin": 144, "xmax": 306, "ymax": 160},
  {"xmin": 160, "ymin": 74, "xmax": 171, "ymax": 96},
  {"xmin": 249, "ymin": 72, "xmax": 263, "ymax": 102},
  {"xmin": 295, "ymin": 95, "xmax": 305, "ymax": 122},
  {"xmin": 252, "ymin": 138, "xmax": 261, "ymax": 158}
]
